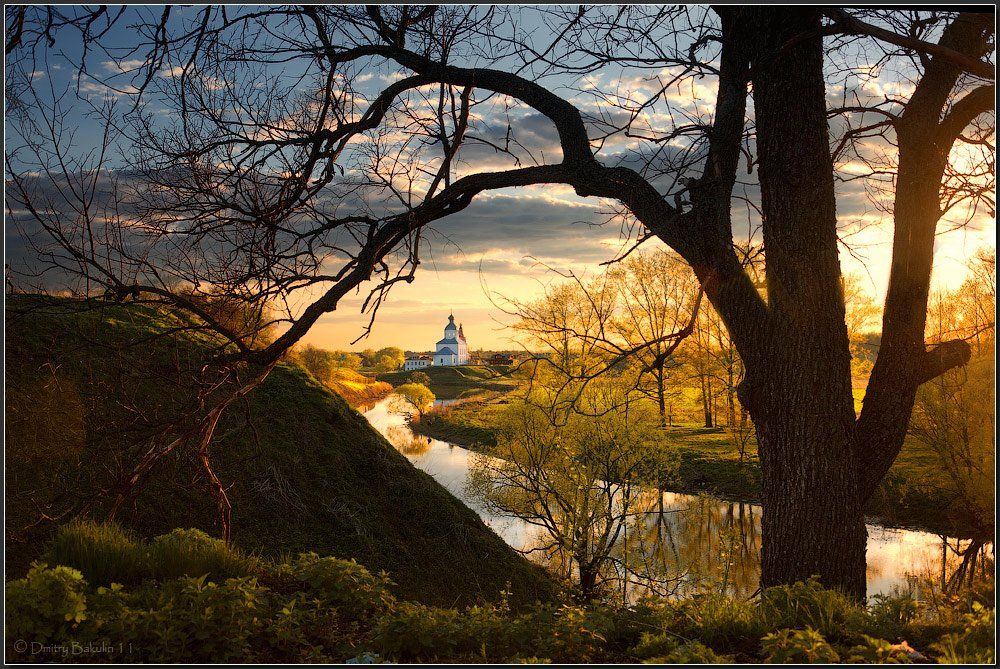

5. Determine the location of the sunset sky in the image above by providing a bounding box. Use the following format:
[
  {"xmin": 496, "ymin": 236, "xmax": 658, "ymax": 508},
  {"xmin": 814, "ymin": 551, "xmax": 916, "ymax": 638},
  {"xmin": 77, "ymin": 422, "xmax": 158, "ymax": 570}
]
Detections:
[{"xmin": 6, "ymin": 6, "xmax": 995, "ymax": 353}]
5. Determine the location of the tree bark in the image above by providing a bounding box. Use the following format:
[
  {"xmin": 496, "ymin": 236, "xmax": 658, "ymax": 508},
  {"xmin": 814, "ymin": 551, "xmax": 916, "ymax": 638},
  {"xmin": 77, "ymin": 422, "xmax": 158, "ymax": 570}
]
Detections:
[{"xmin": 738, "ymin": 8, "xmax": 868, "ymax": 597}]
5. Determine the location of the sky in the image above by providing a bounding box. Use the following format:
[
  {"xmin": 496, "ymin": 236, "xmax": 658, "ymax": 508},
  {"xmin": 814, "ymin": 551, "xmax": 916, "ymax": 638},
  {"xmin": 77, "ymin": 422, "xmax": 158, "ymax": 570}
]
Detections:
[{"xmin": 5, "ymin": 6, "xmax": 995, "ymax": 353}]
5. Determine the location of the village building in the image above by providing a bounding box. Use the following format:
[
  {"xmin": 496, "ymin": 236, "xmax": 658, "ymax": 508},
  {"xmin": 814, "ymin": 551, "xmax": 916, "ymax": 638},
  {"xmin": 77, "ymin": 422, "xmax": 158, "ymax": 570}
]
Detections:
[
  {"xmin": 433, "ymin": 313, "xmax": 469, "ymax": 366},
  {"xmin": 402, "ymin": 313, "xmax": 471, "ymax": 369}
]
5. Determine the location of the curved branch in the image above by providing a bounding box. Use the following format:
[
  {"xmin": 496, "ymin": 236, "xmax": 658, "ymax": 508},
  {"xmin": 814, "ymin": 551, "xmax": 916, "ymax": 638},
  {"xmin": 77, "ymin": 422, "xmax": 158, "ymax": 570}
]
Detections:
[{"xmin": 825, "ymin": 9, "xmax": 995, "ymax": 81}]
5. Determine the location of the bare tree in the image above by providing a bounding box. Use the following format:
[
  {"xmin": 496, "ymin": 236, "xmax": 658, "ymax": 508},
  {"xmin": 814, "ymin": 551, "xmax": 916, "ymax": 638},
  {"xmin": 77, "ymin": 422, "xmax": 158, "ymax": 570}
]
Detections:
[{"xmin": 5, "ymin": 7, "xmax": 993, "ymax": 595}]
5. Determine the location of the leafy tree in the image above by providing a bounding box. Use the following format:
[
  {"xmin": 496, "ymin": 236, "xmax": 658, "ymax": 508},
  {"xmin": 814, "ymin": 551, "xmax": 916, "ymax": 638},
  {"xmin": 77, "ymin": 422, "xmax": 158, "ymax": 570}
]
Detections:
[
  {"xmin": 470, "ymin": 384, "xmax": 666, "ymax": 600},
  {"xmin": 609, "ymin": 249, "xmax": 700, "ymax": 427},
  {"xmin": 296, "ymin": 345, "xmax": 336, "ymax": 385},
  {"xmin": 394, "ymin": 383, "xmax": 435, "ymax": 419}
]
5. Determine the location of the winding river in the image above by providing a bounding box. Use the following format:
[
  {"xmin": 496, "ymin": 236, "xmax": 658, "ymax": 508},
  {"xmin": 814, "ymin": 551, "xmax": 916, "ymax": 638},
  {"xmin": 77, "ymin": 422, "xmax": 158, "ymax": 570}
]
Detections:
[{"xmin": 364, "ymin": 396, "xmax": 991, "ymax": 600}]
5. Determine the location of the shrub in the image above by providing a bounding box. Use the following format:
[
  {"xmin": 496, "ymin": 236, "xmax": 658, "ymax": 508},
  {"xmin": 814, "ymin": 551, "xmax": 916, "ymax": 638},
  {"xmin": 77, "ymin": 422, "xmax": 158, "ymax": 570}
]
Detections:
[
  {"xmin": 92, "ymin": 575, "xmax": 267, "ymax": 662},
  {"xmin": 5, "ymin": 563, "xmax": 88, "ymax": 646},
  {"xmin": 284, "ymin": 552, "xmax": 394, "ymax": 618},
  {"xmin": 930, "ymin": 602, "xmax": 995, "ymax": 664},
  {"xmin": 867, "ymin": 591, "xmax": 923, "ymax": 640},
  {"xmin": 646, "ymin": 639, "xmax": 732, "ymax": 664},
  {"xmin": 761, "ymin": 627, "xmax": 840, "ymax": 663},
  {"xmin": 46, "ymin": 520, "xmax": 146, "ymax": 586},
  {"xmin": 759, "ymin": 577, "xmax": 868, "ymax": 639},
  {"xmin": 265, "ymin": 591, "xmax": 341, "ymax": 661},
  {"xmin": 532, "ymin": 604, "xmax": 616, "ymax": 663},
  {"xmin": 148, "ymin": 528, "xmax": 261, "ymax": 581},
  {"xmin": 670, "ymin": 593, "xmax": 762, "ymax": 652},
  {"xmin": 846, "ymin": 635, "xmax": 915, "ymax": 663}
]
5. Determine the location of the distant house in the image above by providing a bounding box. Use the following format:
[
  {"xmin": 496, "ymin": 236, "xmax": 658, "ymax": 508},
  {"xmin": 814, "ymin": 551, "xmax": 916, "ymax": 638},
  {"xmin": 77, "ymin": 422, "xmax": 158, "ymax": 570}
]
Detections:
[
  {"xmin": 403, "ymin": 354, "xmax": 433, "ymax": 371},
  {"xmin": 488, "ymin": 353, "xmax": 515, "ymax": 366},
  {"xmin": 432, "ymin": 313, "xmax": 470, "ymax": 366}
]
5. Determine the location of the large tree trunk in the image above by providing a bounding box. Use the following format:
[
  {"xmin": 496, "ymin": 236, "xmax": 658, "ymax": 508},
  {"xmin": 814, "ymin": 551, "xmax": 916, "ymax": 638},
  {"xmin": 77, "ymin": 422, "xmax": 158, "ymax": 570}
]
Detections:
[
  {"xmin": 751, "ymin": 359, "xmax": 868, "ymax": 596},
  {"xmin": 739, "ymin": 8, "xmax": 868, "ymax": 597}
]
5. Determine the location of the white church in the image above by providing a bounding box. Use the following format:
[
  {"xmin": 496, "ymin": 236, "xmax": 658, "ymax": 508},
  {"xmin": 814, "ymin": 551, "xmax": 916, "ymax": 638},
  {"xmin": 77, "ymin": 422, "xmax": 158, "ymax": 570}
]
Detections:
[{"xmin": 402, "ymin": 313, "xmax": 470, "ymax": 370}]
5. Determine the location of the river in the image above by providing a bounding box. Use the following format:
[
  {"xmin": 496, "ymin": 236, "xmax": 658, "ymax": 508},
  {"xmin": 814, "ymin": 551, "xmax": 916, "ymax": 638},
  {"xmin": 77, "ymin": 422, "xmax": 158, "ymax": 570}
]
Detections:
[{"xmin": 364, "ymin": 396, "xmax": 991, "ymax": 600}]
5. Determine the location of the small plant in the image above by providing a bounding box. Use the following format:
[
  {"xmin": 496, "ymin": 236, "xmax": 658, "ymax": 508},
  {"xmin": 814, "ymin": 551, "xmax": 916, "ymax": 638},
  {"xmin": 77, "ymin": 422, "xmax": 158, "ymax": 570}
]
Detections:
[
  {"xmin": 761, "ymin": 627, "xmax": 840, "ymax": 663},
  {"xmin": 148, "ymin": 528, "xmax": 261, "ymax": 581},
  {"xmin": 96, "ymin": 575, "xmax": 267, "ymax": 662},
  {"xmin": 650, "ymin": 639, "xmax": 731, "ymax": 664},
  {"xmin": 285, "ymin": 552, "xmax": 395, "ymax": 617},
  {"xmin": 45, "ymin": 520, "xmax": 146, "ymax": 586},
  {"xmin": 5, "ymin": 563, "xmax": 88, "ymax": 645},
  {"xmin": 930, "ymin": 602, "xmax": 995, "ymax": 664},
  {"xmin": 846, "ymin": 635, "xmax": 915, "ymax": 663},
  {"xmin": 759, "ymin": 577, "xmax": 868, "ymax": 639}
]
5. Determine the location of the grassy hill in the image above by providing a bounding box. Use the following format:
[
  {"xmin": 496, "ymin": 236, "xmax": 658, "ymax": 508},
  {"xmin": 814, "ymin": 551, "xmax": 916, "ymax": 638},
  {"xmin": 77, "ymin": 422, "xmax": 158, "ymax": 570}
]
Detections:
[
  {"xmin": 324, "ymin": 367, "xmax": 393, "ymax": 407},
  {"xmin": 4, "ymin": 295, "xmax": 554, "ymax": 607},
  {"xmin": 378, "ymin": 365, "xmax": 517, "ymax": 399}
]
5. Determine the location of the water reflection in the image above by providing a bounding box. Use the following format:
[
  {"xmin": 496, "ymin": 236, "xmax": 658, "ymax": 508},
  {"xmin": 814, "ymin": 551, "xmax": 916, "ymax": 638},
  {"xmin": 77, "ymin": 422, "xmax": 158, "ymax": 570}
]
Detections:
[{"xmin": 364, "ymin": 397, "xmax": 993, "ymax": 600}]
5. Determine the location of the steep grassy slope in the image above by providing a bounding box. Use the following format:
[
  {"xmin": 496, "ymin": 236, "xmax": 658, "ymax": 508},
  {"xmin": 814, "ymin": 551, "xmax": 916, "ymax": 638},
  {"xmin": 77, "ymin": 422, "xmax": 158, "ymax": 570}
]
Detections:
[{"xmin": 4, "ymin": 295, "xmax": 554, "ymax": 607}]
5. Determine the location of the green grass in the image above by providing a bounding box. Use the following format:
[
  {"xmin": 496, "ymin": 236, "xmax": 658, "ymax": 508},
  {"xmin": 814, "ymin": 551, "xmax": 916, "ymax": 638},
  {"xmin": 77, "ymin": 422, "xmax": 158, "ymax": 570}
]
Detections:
[
  {"xmin": 5, "ymin": 295, "xmax": 555, "ymax": 608},
  {"xmin": 46, "ymin": 521, "xmax": 262, "ymax": 586},
  {"xmin": 378, "ymin": 365, "xmax": 518, "ymax": 399}
]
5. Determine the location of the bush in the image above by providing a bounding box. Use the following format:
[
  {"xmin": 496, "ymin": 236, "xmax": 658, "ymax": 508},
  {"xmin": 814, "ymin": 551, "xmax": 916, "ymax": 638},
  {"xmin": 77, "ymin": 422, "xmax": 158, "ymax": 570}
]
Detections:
[
  {"xmin": 646, "ymin": 639, "xmax": 731, "ymax": 664},
  {"xmin": 284, "ymin": 552, "xmax": 394, "ymax": 617},
  {"xmin": 44, "ymin": 522, "xmax": 260, "ymax": 586},
  {"xmin": 148, "ymin": 528, "xmax": 261, "ymax": 581},
  {"xmin": 45, "ymin": 520, "xmax": 146, "ymax": 586},
  {"xmin": 931, "ymin": 602, "xmax": 995, "ymax": 664},
  {"xmin": 5, "ymin": 563, "xmax": 88, "ymax": 645},
  {"xmin": 867, "ymin": 591, "xmax": 923, "ymax": 640},
  {"xmin": 759, "ymin": 577, "xmax": 868, "ymax": 639},
  {"xmin": 846, "ymin": 635, "xmax": 915, "ymax": 663},
  {"xmin": 670, "ymin": 593, "xmax": 762, "ymax": 652},
  {"xmin": 761, "ymin": 627, "xmax": 840, "ymax": 663},
  {"xmin": 92, "ymin": 575, "xmax": 267, "ymax": 662},
  {"xmin": 531, "ymin": 604, "xmax": 616, "ymax": 663}
]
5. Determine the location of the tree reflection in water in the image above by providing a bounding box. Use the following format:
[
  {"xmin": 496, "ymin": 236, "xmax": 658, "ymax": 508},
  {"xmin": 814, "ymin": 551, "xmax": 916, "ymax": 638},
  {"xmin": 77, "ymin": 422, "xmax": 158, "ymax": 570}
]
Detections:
[
  {"xmin": 509, "ymin": 489, "xmax": 992, "ymax": 605},
  {"xmin": 365, "ymin": 397, "xmax": 993, "ymax": 603}
]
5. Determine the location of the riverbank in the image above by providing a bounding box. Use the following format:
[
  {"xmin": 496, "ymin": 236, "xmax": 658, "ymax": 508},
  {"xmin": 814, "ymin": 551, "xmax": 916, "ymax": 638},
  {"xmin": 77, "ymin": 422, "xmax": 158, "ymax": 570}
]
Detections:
[
  {"xmin": 377, "ymin": 365, "xmax": 518, "ymax": 399},
  {"xmin": 411, "ymin": 396, "xmax": 974, "ymax": 539}
]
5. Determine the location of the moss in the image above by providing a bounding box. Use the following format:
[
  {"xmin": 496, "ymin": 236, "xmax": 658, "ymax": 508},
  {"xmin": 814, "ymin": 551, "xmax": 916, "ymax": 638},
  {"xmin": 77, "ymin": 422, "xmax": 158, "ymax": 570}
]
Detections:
[{"xmin": 5, "ymin": 295, "xmax": 555, "ymax": 608}]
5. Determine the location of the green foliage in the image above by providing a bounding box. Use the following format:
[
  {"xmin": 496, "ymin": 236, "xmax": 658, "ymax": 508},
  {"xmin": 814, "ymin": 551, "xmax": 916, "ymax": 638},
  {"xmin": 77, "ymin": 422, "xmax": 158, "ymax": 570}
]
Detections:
[
  {"xmin": 89, "ymin": 575, "xmax": 267, "ymax": 662},
  {"xmin": 5, "ymin": 563, "xmax": 88, "ymax": 643},
  {"xmin": 372, "ymin": 602, "xmax": 617, "ymax": 663},
  {"xmin": 866, "ymin": 591, "xmax": 923, "ymax": 640},
  {"xmin": 46, "ymin": 522, "xmax": 261, "ymax": 586},
  {"xmin": 370, "ymin": 347, "xmax": 405, "ymax": 372},
  {"xmin": 761, "ymin": 628, "xmax": 840, "ymax": 663},
  {"xmin": 283, "ymin": 552, "xmax": 395, "ymax": 617},
  {"xmin": 46, "ymin": 520, "xmax": 146, "ymax": 587},
  {"xmin": 394, "ymin": 382, "xmax": 435, "ymax": 416},
  {"xmin": 759, "ymin": 577, "xmax": 868, "ymax": 639},
  {"xmin": 930, "ymin": 602, "xmax": 995, "ymax": 664},
  {"xmin": 644, "ymin": 639, "xmax": 732, "ymax": 664},
  {"xmin": 845, "ymin": 635, "xmax": 914, "ymax": 663},
  {"xmin": 147, "ymin": 528, "xmax": 262, "ymax": 581},
  {"xmin": 5, "ymin": 552, "xmax": 996, "ymax": 664},
  {"xmin": 670, "ymin": 593, "xmax": 763, "ymax": 651}
]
